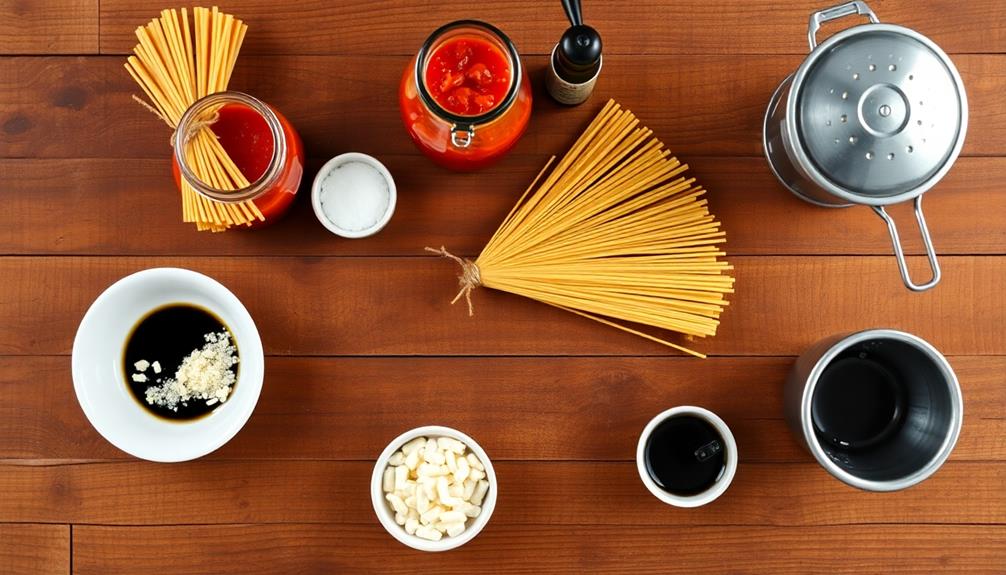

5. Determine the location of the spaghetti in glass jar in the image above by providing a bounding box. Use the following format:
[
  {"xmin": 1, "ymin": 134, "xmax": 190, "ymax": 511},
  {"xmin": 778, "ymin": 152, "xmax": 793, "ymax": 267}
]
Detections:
[{"xmin": 172, "ymin": 91, "xmax": 304, "ymax": 230}]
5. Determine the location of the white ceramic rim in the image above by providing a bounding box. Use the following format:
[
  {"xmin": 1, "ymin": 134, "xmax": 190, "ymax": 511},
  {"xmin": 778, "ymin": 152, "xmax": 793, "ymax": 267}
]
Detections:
[
  {"xmin": 71, "ymin": 268, "xmax": 264, "ymax": 462},
  {"xmin": 371, "ymin": 425, "xmax": 497, "ymax": 552},
  {"xmin": 784, "ymin": 23, "xmax": 969, "ymax": 206},
  {"xmin": 311, "ymin": 152, "xmax": 397, "ymax": 239},
  {"xmin": 799, "ymin": 328, "xmax": 963, "ymax": 491},
  {"xmin": 635, "ymin": 406, "xmax": 738, "ymax": 508}
]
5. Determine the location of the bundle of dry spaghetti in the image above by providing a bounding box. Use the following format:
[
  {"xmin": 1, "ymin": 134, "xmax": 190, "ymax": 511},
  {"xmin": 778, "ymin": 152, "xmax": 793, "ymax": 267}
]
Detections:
[
  {"xmin": 428, "ymin": 100, "xmax": 734, "ymax": 358},
  {"xmin": 125, "ymin": 6, "xmax": 261, "ymax": 232}
]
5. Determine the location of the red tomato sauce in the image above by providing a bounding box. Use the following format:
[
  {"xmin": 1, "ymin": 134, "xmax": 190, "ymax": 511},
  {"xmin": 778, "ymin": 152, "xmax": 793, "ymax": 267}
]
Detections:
[
  {"xmin": 424, "ymin": 38, "xmax": 511, "ymax": 116},
  {"xmin": 212, "ymin": 103, "xmax": 275, "ymax": 183},
  {"xmin": 172, "ymin": 102, "xmax": 304, "ymax": 226}
]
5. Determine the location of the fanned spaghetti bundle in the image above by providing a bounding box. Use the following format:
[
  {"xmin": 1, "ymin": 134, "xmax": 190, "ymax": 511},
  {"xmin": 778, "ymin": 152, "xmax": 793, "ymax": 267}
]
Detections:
[
  {"xmin": 125, "ymin": 7, "xmax": 261, "ymax": 232},
  {"xmin": 428, "ymin": 100, "xmax": 734, "ymax": 358}
]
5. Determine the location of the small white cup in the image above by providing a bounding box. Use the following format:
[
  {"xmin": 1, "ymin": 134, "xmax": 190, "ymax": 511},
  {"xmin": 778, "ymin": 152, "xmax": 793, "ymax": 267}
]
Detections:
[
  {"xmin": 636, "ymin": 406, "xmax": 738, "ymax": 507},
  {"xmin": 311, "ymin": 152, "xmax": 397, "ymax": 239},
  {"xmin": 371, "ymin": 425, "xmax": 497, "ymax": 552}
]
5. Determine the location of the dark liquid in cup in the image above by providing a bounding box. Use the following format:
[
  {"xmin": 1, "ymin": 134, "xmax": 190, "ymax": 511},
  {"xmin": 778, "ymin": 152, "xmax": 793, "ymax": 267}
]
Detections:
[
  {"xmin": 644, "ymin": 415, "xmax": 726, "ymax": 496},
  {"xmin": 812, "ymin": 353, "xmax": 906, "ymax": 451},
  {"xmin": 123, "ymin": 303, "xmax": 238, "ymax": 421}
]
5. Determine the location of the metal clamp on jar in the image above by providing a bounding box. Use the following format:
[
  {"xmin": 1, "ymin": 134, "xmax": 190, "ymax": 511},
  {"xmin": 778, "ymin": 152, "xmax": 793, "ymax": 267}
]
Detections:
[
  {"xmin": 763, "ymin": 1, "xmax": 968, "ymax": 292},
  {"xmin": 399, "ymin": 20, "xmax": 533, "ymax": 172}
]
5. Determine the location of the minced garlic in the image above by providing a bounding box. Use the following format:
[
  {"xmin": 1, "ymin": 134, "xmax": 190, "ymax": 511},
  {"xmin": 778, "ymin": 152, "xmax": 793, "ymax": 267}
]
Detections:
[{"xmin": 143, "ymin": 331, "xmax": 238, "ymax": 411}]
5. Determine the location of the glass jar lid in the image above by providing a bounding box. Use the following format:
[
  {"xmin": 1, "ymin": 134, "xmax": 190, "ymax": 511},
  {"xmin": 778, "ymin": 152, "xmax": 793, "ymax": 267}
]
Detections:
[
  {"xmin": 415, "ymin": 20, "xmax": 522, "ymax": 128},
  {"xmin": 793, "ymin": 25, "xmax": 967, "ymax": 199}
]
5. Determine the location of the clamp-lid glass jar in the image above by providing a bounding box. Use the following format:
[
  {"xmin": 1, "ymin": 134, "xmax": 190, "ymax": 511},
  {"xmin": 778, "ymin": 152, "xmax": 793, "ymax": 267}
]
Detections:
[
  {"xmin": 172, "ymin": 91, "xmax": 305, "ymax": 230},
  {"xmin": 399, "ymin": 20, "xmax": 532, "ymax": 171}
]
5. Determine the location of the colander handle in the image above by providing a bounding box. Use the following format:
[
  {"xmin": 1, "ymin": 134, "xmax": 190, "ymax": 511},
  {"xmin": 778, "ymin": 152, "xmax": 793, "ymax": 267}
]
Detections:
[
  {"xmin": 808, "ymin": 1, "xmax": 880, "ymax": 50},
  {"xmin": 872, "ymin": 196, "xmax": 941, "ymax": 292}
]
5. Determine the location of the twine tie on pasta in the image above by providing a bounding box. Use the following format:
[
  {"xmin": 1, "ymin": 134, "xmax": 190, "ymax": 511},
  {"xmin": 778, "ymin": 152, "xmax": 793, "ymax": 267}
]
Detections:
[
  {"xmin": 130, "ymin": 94, "xmax": 219, "ymax": 147},
  {"xmin": 425, "ymin": 246, "xmax": 482, "ymax": 316}
]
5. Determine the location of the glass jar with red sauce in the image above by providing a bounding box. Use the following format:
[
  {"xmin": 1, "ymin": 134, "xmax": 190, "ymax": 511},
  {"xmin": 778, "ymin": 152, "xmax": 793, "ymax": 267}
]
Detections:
[
  {"xmin": 172, "ymin": 91, "xmax": 304, "ymax": 228},
  {"xmin": 400, "ymin": 20, "xmax": 532, "ymax": 171}
]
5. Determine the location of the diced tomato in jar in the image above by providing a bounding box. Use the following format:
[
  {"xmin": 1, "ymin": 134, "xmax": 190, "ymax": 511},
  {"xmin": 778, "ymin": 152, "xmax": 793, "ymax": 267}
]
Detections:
[{"xmin": 425, "ymin": 38, "xmax": 511, "ymax": 116}]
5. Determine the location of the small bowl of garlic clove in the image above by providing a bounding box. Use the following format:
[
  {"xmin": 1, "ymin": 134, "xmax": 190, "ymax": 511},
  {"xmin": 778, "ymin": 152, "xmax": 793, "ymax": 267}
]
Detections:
[{"xmin": 371, "ymin": 426, "xmax": 497, "ymax": 552}]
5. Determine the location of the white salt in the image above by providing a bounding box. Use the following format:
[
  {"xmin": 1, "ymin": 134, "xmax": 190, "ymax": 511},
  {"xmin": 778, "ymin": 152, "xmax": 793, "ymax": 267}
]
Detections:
[{"xmin": 319, "ymin": 161, "xmax": 390, "ymax": 232}]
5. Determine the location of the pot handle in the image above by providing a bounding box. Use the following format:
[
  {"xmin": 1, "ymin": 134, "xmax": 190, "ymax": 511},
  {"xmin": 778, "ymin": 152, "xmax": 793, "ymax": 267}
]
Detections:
[
  {"xmin": 808, "ymin": 1, "xmax": 880, "ymax": 50},
  {"xmin": 872, "ymin": 196, "xmax": 941, "ymax": 292}
]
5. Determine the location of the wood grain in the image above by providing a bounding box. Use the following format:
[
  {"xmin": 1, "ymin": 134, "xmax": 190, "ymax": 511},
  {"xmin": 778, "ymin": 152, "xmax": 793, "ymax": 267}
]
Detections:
[
  {"xmin": 0, "ymin": 524, "xmax": 69, "ymax": 575},
  {"xmin": 0, "ymin": 0, "xmax": 96, "ymax": 54},
  {"xmin": 0, "ymin": 255, "xmax": 1001, "ymax": 357},
  {"xmin": 2, "ymin": 156, "xmax": 1004, "ymax": 257},
  {"xmin": 72, "ymin": 524, "xmax": 1006, "ymax": 575},
  {"xmin": 0, "ymin": 1, "xmax": 1002, "ymax": 571},
  {"xmin": 1, "ymin": 356, "xmax": 1002, "ymax": 462},
  {"xmin": 94, "ymin": 0, "xmax": 1006, "ymax": 56},
  {"xmin": 2, "ymin": 461, "xmax": 1003, "ymax": 526},
  {"xmin": 3, "ymin": 357, "xmax": 1001, "ymax": 460},
  {"xmin": 1, "ymin": 54, "xmax": 1002, "ymax": 159}
]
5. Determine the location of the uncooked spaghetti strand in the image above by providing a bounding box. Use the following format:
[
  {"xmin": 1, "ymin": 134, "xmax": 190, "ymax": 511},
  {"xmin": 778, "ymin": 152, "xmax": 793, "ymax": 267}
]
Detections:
[
  {"xmin": 491, "ymin": 273, "xmax": 732, "ymax": 311},
  {"xmin": 505, "ymin": 141, "xmax": 672, "ymax": 253},
  {"xmin": 551, "ymin": 304, "xmax": 706, "ymax": 358},
  {"xmin": 535, "ymin": 180, "xmax": 703, "ymax": 247},
  {"xmin": 487, "ymin": 100, "xmax": 623, "ymax": 249},
  {"xmin": 498, "ymin": 133, "xmax": 676, "ymax": 255},
  {"xmin": 515, "ymin": 112, "xmax": 643, "ymax": 237},
  {"xmin": 481, "ymin": 156, "xmax": 557, "ymax": 256},
  {"xmin": 502, "ymin": 230, "xmax": 727, "ymax": 268},
  {"xmin": 487, "ymin": 280, "xmax": 722, "ymax": 335}
]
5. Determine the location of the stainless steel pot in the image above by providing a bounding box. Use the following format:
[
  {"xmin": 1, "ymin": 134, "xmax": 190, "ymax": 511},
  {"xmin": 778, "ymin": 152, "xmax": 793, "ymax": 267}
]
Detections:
[
  {"xmin": 763, "ymin": 1, "xmax": 968, "ymax": 291},
  {"xmin": 784, "ymin": 329, "xmax": 962, "ymax": 492}
]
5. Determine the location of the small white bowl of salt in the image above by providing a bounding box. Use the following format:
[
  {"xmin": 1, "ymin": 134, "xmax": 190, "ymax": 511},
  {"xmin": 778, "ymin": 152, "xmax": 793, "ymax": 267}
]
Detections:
[{"xmin": 311, "ymin": 153, "xmax": 396, "ymax": 238}]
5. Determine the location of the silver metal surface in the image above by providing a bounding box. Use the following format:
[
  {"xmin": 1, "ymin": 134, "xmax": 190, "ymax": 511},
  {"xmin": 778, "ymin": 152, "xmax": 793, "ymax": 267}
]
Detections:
[
  {"xmin": 807, "ymin": 1, "xmax": 878, "ymax": 50},
  {"xmin": 761, "ymin": 0, "xmax": 968, "ymax": 291},
  {"xmin": 784, "ymin": 329, "xmax": 962, "ymax": 492},
  {"xmin": 763, "ymin": 73, "xmax": 853, "ymax": 208},
  {"xmin": 450, "ymin": 124, "xmax": 475, "ymax": 148},
  {"xmin": 795, "ymin": 28, "xmax": 966, "ymax": 198},
  {"xmin": 873, "ymin": 197, "xmax": 941, "ymax": 291}
]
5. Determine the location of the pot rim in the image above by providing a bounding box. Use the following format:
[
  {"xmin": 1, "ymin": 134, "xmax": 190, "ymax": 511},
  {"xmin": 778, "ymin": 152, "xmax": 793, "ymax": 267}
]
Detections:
[
  {"xmin": 799, "ymin": 328, "xmax": 963, "ymax": 491},
  {"xmin": 784, "ymin": 23, "xmax": 968, "ymax": 206}
]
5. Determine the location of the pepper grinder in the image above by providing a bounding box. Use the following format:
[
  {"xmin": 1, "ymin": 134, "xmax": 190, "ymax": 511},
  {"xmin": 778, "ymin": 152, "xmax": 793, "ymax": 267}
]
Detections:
[{"xmin": 546, "ymin": 0, "xmax": 603, "ymax": 105}]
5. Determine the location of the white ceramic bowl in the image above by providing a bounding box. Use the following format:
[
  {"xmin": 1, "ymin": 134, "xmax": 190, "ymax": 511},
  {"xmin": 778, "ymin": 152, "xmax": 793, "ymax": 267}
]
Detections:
[
  {"xmin": 371, "ymin": 426, "xmax": 497, "ymax": 552},
  {"xmin": 72, "ymin": 268, "xmax": 264, "ymax": 462},
  {"xmin": 636, "ymin": 406, "xmax": 738, "ymax": 507},
  {"xmin": 311, "ymin": 152, "xmax": 397, "ymax": 238}
]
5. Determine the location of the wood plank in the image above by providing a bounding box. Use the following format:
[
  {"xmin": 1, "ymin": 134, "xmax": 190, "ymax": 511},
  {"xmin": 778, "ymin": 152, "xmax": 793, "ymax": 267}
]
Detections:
[
  {"xmin": 0, "ymin": 255, "xmax": 1002, "ymax": 357},
  {"xmin": 3, "ymin": 461, "xmax": 1003, "ymax": 526},
  {"xmin": 73, "ymin": 523, "xmax": 1006, "ymax": 574},
  {"xmin": 1, "ymin": 356, "xmax": 1001, "ymax": 462},
  {"xmin": 96, "ymin": 0, "xmax": 1006, "ymax": 56},
  {"xmin": 2, "ymin": 156, "xmax": 1004, "ymax": 257},
  {"xmin": 1, "ymin": 54, "xmax": 1002, "ymax": 159},
  {"xmin": 72, "ymin": 524, "xmax": 1006, "ymax": 575},
  {"xmin": 3, "ymin": 355, "xmax": 1003, "ymax": 461},
  {"xmin": 0, "ymin": 0, "xmax": 97, "ymax": 55},
  {"xmin": 0, "ymin": 524, "xmax": 69, "ymax": 575}
]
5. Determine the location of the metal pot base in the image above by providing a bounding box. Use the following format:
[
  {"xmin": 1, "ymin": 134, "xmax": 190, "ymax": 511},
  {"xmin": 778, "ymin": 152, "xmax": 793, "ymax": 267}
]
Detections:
[
  {"xmin": 762, "ymin": 79, "xmax": 853, "ymax": 209},
  {"xmin": 781, "ymin": 179, "xmax": 853, "ymax": 209}
]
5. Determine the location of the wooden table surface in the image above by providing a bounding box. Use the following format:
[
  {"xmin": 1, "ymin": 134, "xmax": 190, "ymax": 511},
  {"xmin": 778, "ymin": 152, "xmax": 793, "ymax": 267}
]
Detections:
[{"xmin": 2, "ymin": 1, "xmax": 1005, "ymax": 573}]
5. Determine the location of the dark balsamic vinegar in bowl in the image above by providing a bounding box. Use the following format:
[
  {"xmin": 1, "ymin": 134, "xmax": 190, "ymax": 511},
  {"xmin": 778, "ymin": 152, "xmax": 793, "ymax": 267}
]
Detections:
[
  {"xmin": 644, "ymin": 415, "xmax": 726, "ymax": 496},
  {"xmin": 123, "ymin": 303, "xmax": 238, "ymax": 421}
]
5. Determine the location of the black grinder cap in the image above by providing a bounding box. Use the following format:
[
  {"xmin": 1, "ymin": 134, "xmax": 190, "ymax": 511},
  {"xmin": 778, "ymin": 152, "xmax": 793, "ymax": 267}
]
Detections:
[{"xmin": 556, "ymin": 1, "xmax": 602, "ymax": 82}]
